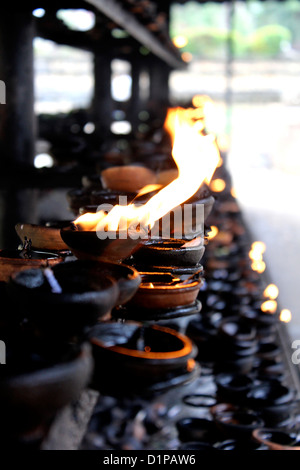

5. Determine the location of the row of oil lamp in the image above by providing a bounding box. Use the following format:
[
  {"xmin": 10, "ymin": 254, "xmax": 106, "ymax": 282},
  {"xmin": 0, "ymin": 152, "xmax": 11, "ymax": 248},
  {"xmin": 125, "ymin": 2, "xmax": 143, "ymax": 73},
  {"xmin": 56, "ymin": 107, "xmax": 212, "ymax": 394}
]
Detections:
[
  {"xmin": 79, "ymin": 164, "xmax": 300, "ymax": 451},
  {"xmin": 173, "ymin": 169, "xmax": 300, "ymax": 452},
  {"xmin": 0, "ymin": 160, "xmax": 218, "ymax": 448}
]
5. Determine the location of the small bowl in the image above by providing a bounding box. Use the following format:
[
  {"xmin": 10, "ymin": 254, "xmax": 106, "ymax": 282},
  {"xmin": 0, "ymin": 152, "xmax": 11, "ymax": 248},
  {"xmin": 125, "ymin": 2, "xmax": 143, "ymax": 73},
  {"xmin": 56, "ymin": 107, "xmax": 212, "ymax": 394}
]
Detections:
[
  {"xmin": 0, "ymin": 249, "xmax": 63, "ymax": 283},
  {"xmin": 212, "ymin": 408, "xmax": 264, "ymax": 440},
  {"xmin": 132, "ymin": 238, "xmax": 205, "ymax": 267},
  {"xmin": 127, "ymin": 272, "xmax": 202, "ymax": 310},
  {"xmin": 7, "ymin": 262, "xmax": 120, "ymax": 337},
  {"xmin": 252, "ymin": 428, "xmax": 300, "ymax": 450},
  {"xmin": 246, "ymin": 380, "xmax": 297, "ymax": 426},
  {"xmin": 15, "ymin": 222, "xmax": 70, "ymax": 252},
  {"xmin": 215, "ymin": 372, "xmax": 255, "ymax": 404},
  {"xmin": 89, "ymin": 322, "xmax": 198, "ymax": 396},
  {"xmin": 101, "ymin": 165, "xmax": 157, "ymax": 193},
  {"xmin": 176, "ymin": 417, "xmax": 222, "ymax": 444},
  {"xmin": 60, "ymin": 224, "xmax": 147, "ymax": 263},
  {"xmin": 0, "ymin": 342, "xmax": 93, "ymax": 445}
]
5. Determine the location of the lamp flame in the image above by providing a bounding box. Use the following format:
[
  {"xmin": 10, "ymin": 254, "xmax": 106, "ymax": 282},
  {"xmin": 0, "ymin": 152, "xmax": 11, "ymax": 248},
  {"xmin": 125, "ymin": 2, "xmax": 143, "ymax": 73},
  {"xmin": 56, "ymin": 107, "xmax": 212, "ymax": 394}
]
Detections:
[
  {"xmin": 279, "ymin": 309, "xmax": 292, "ymax": 323},
  {"xmin": 207, "ymin": 225, "xmax": 219, "ymax": 240},
  {"xmin": 263, "ymin": 284, "xmax": 279, "ymax": 300},
  {"xmin": 74, "ymin": 107, "xmax": 220, "ymax": 235},
  {"xmin": 261, "ymin": 300, "xmax": 277, "ymax": 314}
]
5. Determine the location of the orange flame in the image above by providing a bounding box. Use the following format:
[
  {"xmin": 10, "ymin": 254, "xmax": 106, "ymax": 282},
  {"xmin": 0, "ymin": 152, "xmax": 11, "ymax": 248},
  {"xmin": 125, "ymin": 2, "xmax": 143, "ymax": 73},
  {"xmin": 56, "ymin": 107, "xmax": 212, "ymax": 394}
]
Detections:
[
  {"xmin": 249, "ymin": 241, "xmax": 267, "ymax": 272},
  {"xmin": 279, "ymin": 309, "xmax": 292, "ymax": 323},
  {"xmin": 74, "ymin": 107, "xmax": 220, "ymax": 233},
  {"xmin": 261, "ymin": 300, "xmax": 277, "ymax": 314},
  {"xmin": 263, "ymin": 284, "xmax": 279, "ymax": 300},
  {"xmin": 207, "ymin": 225, "xmax": 219, "ymax": 240},
  {"xmin": 210, "ymin": 178, "xmax": 226, "ymax": 192}
]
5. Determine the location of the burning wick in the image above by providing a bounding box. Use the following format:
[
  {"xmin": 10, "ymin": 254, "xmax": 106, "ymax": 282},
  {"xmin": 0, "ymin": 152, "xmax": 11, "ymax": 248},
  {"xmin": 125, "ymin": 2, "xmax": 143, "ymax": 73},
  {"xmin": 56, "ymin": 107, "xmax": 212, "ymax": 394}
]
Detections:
[
  {"xmin": 44, "ymin": 267, "xmax": 62, "ymax": 294},
  {"xmin": 279, "ymin": 309, "xmax": 292, "ymax": 323},
  {"xmin": 249, "ymin": 241, "xmax": 267, "ymax": 273},
  {"xmin": 73, "ymin": 107, "xmax": 221, "ymax": 238},
  {"xmin": 207, "ymin": 226, "xmax": 219, "ymax": 240},
  {"xmin": 261, "ymin": 300, "xmax": 277, "ymax": 314},
  {"xmin": 263, "ymin": 284, "xmax": 279, "ymax": 300}
]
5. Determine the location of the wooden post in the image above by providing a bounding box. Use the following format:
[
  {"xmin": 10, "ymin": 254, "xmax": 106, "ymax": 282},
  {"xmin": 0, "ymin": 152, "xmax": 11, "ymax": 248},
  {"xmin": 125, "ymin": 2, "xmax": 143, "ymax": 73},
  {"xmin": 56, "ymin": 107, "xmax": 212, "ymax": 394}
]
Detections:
[
  {"xmin": 92, "ymin": 52, "xmax": 113, "ymax": 141},
  {"xmin": 0, "ymin": 8, "xmax": 37, "ymax": 249},
  {"xmin": 128, "ymin": 56, "xmax": 141, "ymax": 133},
  {"xmin": 0, "ymin": 9, "xmax": 35, "ymax": 167},
  {"xmin": 148, "ymin": 57, "xmax": 171, "ymax": 123}
]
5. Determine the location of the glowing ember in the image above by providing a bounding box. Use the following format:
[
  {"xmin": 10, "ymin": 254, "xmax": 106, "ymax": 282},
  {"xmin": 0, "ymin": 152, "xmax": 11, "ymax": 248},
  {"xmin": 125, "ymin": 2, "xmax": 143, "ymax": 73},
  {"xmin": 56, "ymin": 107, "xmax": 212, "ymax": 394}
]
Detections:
[
  {"xmin": 207, "ymin": 226, "xmax": 219, "ymax": 240},
  {"xmin": 263, "ymin": 284, "xmax": 279, "ymax": 300},
  {"xmin": 231, "ymin": 187, "xmax": 237, "ymax": 198},
  {"xmin": 251, "ymin": 241, "xmax": 266, "ymax": 254},
  {"xmin": 279, "ymin": 309, "xmax": 292, "ymax": 323},
  {"xmin": 187, "ymin": 358, "xmax": 196, "ymax": 372},
  {"xmin": 261, "ymin": 300, "xmax": 277, "ymax": 314},
  {"xmin": 249, "ymin": 241, "xmax": 267, "ymax": 272},
  {"xmin": 210, "ymin": 178, "xmax": 226, "ymax": 192},
  {"xmin": 74, "ymin": 107, "xmax": 220, "ymax": 237},
  {"xmin": 251, "ymin": 260, "xmax": 266, "ymax": 273},
  {"xmin": 172, "ymin": 35, "xmax": 188, "ymax": 48}
]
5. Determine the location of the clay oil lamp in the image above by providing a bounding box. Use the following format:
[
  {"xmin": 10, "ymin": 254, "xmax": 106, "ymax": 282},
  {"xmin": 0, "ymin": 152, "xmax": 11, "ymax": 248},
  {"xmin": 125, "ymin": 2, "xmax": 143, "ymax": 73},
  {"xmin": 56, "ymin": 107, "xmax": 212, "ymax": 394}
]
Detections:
[
  {"xmin": 60, "ymin": 223, "xmax": 147, "ymax": 264},
  {"xmin": 114, "ymin": 272, "xmax": 203, "ymax": 322},
  {"xmin": 0, "ymin": 241, "xmax": 63, "ymax": 283},
  {"xmin": 0, "ymin": 340, "xmax": 93, "ymax": 448},
  {"xmin": 252, "ymin": 428, "xmax": 300, "ymax": 450},
  {"xmin": 100, "ymin": 164, "xmax": 157, "ymax": 193},
  {"xmin": 130, "ymin": 237, "xmax": 205, "ymax": 272},
  {"xmin": 212, "ymin": 408, "xmax": 264, "ymax": 441},
  {"xmin": 176, "ymin": 417, "xmax": 223, "ymax": 445},
  {"xmin": 15, "ymin": 221, "xmax": 70, "ymax": 253},
  {"xmin": 62, "ymin": 106, "xmax": 220, "ymax": 267},
  {"xmin": 254, "ymin": 358, "xmax": 286, "ymax": 381},
  {"xmin": 89, "ymin": 321, "xmax": 199, "ymax": 397},
  {"xmin": 186, "ymin": 312, "xmax": 223, "ymax": 363},
  {"xmin": 215, "ymin": 372, "xmax": 256, "ymax": 405},
  {"xmin": 7, "ymin": 261, "xmax": 121, "ymax": 340},
  {"xmin": 210, "ymin": 402, "xmax": 264, "ymax": 442},
  {"xmin": 211, "ymin": 317, "xmax": 258, "ymax": 374},
  {"xmin": 245, "ymin": 379, "xmax": 298, "ymax": 426}
]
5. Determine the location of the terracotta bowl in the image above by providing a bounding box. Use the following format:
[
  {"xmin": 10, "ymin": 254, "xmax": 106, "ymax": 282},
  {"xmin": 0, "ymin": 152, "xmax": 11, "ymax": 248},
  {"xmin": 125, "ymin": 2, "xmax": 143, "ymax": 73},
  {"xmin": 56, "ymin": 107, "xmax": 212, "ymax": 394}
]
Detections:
[
  {"xmin": 245, "ymin": 379, "xmax": 297, "ymax": 426},
  {"xmin": 0, "ymin": 342, "xmax": 93, "ymax": 445},
  {"xmin": 54, "ymin": 259, "xmax": 141, "ymax": 306},
  {"xmin": 60, "ymin": 224, "xmax": 147, "ymax": 264},
  {"xmin": 0, "ymin": 249, "xmax": 63, "ymax": 283},
  {"xmin": 176, "ymin": 417, "xmax": 222, "ymax": 444},
  {"xmin": 252, "ymin": 428, "xmax": 300, "ymax": 450},
  {"xmin": 7, "ymin": 262, "xmax": 120, "ymax": 337},
  {"xmin": 131, "ymin": 238, "xmax": 205, "ymax": 267},
  {"xmin": 101, "ymin": 165, "xmax": 157, "ymax": 193},
  {"xmin": 15, "ymin": 222, "xmax": 70, "ymax": 252},
  {"xmin": 212, "ymin": 407, "xmax": 264, "ymax": 440},
  {"xmin": 127, "ymin": 272, "xmax": 202, "ymax": 310},
  {"xmin": 89, "ymin": 322, "xmax": 198, "ymax": 396}
]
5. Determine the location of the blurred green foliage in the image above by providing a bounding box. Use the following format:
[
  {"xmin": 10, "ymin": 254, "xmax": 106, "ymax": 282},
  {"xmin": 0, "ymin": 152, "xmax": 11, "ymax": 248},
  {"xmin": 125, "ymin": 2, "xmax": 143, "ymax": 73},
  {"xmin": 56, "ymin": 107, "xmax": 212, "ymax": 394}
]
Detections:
[{"xmin": 170, "ymin": 0, "xmax": 300, "ymax": 59}]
